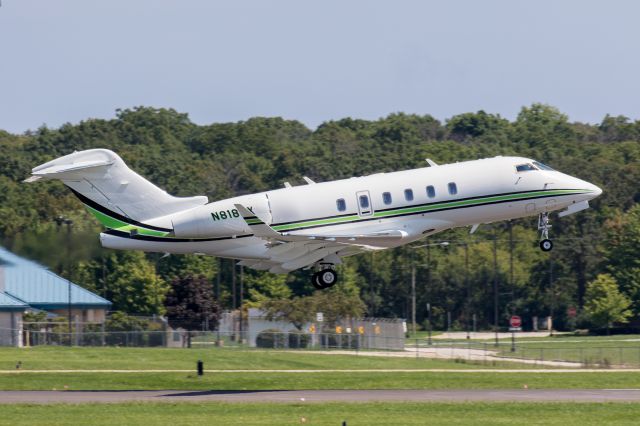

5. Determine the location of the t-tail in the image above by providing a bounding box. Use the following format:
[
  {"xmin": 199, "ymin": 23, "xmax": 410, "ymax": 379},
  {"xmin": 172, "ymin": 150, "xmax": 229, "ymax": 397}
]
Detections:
[{"xmin": 26, "ymin": 149, "xmax": 208, "ymax": 236}]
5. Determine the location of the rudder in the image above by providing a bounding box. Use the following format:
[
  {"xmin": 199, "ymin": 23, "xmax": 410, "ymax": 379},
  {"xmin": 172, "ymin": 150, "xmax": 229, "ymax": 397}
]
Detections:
[{"xmin": 27, "ymin": 149, "xmax": 208, "ymax": 223}]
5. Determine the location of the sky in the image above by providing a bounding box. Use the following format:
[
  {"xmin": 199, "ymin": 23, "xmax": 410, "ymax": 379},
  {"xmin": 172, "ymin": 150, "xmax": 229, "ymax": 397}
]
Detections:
[{"xmin": 1, "ymin": 0, "xmax": 639, "ymax": 133}]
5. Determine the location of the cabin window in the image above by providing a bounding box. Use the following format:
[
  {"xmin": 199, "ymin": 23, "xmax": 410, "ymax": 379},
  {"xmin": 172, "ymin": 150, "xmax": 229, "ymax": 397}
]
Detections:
[
  {"xmin": 404, "ymin": 189, "xmax": 414, "ymax": 201},
  {"xmin": 426, "ymin": 185, "xmax": 436, "ymax": 198},
  {"xmin": 448, "ymin": 182, "xmax": 458, "ymax": 195},
  {"xmin": 336, "ymin": 198, "xmax": 346, "ymax": 212},
  {"xmin": 516, "ymin": 163, "xmax": 536, "ymax": 172},
  {"xmin": 382, "ymin": 192, "xmax": 392, "ymax": 205},
  {"xmin": 359, "ymin": 195, "xmax": 370, "ymax": 209},
  {"xmin": 533, "ymin": 161, "xmax": 556, "ymax": 171}
]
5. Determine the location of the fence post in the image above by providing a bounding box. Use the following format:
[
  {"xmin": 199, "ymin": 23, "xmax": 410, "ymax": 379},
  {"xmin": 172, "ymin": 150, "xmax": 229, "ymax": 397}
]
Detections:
[
  {"xmin": 416, "ymin": 339, "xmax": 419, "ymax": 359},
  {"xmin": 620, "ymin": 347, "xmax": 623, "ymax": 366},
  {"xmin": 580, "ymin": 348, "xmax": 584, "ymax": 366}
]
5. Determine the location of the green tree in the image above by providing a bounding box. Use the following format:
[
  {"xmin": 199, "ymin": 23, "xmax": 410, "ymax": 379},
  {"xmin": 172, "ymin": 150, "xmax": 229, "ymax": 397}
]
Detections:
[
  {"xmin": 77, "ymin": 251, "xmax": 169, "ymax": 315},
  {"xmin": 245, "ymin": 272, "xmax": 292, "ymax": 306},
  {"xmin": 584, "ymin": 274, "xmax": 632, "ymax": 333},
  {"xmin": 605, "ymin": 205, "xmax": 640, "ymax": 314},
  {"xmin": 165, "ymin": 275, "xmax": 220, "ymax": 347}
]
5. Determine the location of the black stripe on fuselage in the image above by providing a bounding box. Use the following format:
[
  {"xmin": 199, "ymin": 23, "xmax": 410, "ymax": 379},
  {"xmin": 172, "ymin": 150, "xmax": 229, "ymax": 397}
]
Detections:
[
  {"xmin": 103, "ymin": 229, "xmax": 255, "ymax": 243},
  {"xmin": 276, "ymin": 190, "xmax": 583, "ymax": 232},
  {"xmin": 271, "ymin": 188, "xmax": 582, "ymax": 228},
  {"xmin": 67, "ymin": 186, "xmax": 173, "ymax": 232}
]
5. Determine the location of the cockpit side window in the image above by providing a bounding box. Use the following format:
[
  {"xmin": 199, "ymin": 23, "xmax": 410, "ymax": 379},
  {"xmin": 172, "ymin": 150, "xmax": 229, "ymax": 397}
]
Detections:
[
  {"xmin": 516, "ymin": 163, "xmax": 536, "ymax": 172},
  {"xmin": 533, "ymin": 161, "xmax": 556, "ymax": 171}
]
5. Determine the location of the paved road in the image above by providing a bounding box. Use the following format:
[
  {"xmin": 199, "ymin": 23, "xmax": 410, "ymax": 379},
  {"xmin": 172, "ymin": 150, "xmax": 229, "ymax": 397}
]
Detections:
[
  {"xmin": 2, "ymin": 389, "xmax": 640, "ymax": 404},
  {"xmin": 3, "ymin": 368, "xmax": 640, "ymax": 373}
]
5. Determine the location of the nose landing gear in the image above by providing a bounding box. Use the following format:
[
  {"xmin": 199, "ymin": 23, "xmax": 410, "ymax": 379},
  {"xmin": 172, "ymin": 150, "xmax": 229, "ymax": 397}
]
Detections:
[
  {"xmin": 311, "ymin": 268, "xmax": 338, "ymax": 290},
  {"xmin": 538, "ymin": 212, "xmax": 553, "ymax": 252}
]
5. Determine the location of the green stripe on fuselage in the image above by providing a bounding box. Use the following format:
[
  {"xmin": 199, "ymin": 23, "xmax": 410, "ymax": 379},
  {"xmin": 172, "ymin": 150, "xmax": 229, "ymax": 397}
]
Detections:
[
  {"xmin": 272, "ymin": 189, "xmax": 591, "ymax": 232},
  {"xmin": 85, "ymin": 206, "xmax": 170, "ymax": 237}
]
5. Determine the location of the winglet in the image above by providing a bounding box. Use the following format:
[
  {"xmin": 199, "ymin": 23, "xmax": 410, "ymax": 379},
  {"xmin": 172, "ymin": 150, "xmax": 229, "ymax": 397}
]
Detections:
[{"xmin": 234, "ymin": 204, "xmax": 282, "ymax": 238}]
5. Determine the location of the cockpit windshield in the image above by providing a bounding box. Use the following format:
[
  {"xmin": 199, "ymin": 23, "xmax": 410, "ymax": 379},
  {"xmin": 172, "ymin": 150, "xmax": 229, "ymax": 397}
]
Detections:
[
  {"xmin": 516, "ymin": 161, "xmax": 557, "ymax": 172},
  {"xmin": 516, "ymin": 163, "xmax": 536, "ymax": 172},
  {"xmin": 532, "ymin": 161, "xmax": 556, "ymax": 171}
]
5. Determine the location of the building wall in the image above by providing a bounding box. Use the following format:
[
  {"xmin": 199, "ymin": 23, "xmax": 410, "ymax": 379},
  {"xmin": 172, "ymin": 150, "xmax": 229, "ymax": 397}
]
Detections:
[
  {"xmin": 0, "ymin": 311, "xmax": 23, "ymax": 347},
  {"xmin": 48, "ymin": 308, "xmax": 107, "ymax": 323}
]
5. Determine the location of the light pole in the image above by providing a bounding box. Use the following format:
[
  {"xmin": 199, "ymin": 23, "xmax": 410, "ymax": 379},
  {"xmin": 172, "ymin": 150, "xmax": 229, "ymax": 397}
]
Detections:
[
  {"xmin": 55, "ymin": 216, "xmax": 73, "ymax": 346},
  {"xmin": 493, "ymin": 228, "xmax": 499, "ymax": 346},
  {"xmin": 216, "ymin": 257, "xmax": 221, "ymax": 345},
  {"xmin": 239, "ymin": 264, "xmax": 244, "ymax": 344},
  {"xmin": 461, "ymin": 242, "xmax": 470, "ymax": 340},
  {"xmin": 412, "ymin": 241, "xmax": 449, "ymax": 339}
]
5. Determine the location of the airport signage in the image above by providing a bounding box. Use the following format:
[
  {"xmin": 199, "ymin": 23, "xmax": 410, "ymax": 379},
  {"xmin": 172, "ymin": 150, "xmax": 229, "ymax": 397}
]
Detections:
[{"xmin": 509, "ymin": 315, "xmax": 522, "ymax": 328}]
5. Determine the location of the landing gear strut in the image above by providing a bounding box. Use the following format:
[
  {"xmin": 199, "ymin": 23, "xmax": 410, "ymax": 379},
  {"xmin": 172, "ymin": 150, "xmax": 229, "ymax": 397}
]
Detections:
[
  {"xmin": 311, "ymin": 268, "xmax": 338, "ymax": 290},
  {"xmin": 538, "ymin": 212, "xmax": 553, "ymax": 252}
]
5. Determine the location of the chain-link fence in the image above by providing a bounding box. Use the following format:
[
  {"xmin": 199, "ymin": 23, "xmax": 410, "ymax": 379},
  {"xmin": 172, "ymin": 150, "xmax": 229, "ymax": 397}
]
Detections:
[
  {"xmin": 405, "ymin": 338, "xmax": 640, "ymax": 368},
  {"xmin": 12, "ymin": 328, "xmax": 407, "ymax": 351}
]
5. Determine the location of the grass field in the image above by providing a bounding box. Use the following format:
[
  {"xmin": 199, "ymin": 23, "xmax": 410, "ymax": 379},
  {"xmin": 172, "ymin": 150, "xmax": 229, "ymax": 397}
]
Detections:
[
  {"xmin": 408, "ymin": 334, "xmax": 640, "ymax": 366},
  {"xmin": 2, "ymin": 347, "xmax": 640, "ymax": 391},
  {"xmin": 4, "ymin": 370, "xmax": 640, "ymax": 391},
  {"xmin": 0, "ymin": 346, "xmax": 521, "ymax": 371},
  {"xmin": 2, "ymin": 402, "xmax": 640, "ymax": 426}
]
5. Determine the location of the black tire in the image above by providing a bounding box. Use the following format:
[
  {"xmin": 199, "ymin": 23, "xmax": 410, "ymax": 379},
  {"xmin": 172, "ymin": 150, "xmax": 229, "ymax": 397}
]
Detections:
[
  {"xmin": 539, "ymin": 239, "xmax": 553, "ymax": 252},
  {"xmin": 317, "ymin": 269, "xmax": 338, "ymax": 288},
  {"xmin": 311, "ymin": 272, "xmax": 324, "ymax": 290}
]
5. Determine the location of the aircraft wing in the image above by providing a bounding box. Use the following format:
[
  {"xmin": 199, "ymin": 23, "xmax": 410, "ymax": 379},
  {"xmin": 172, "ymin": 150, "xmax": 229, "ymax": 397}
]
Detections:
[
  {"xmin": 234, "ymin": 204, "xmax": 407, "ymax": 244},
  {"xmin": 234, "ymin": 203, "xmax": 395, "ymax": 273}
]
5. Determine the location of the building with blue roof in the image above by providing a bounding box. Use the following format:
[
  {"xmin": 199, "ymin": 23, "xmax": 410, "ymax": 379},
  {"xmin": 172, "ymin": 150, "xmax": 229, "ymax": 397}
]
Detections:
[{"xmin": 0, "ymin": 246, "xmax": 111, "ymax": 346}]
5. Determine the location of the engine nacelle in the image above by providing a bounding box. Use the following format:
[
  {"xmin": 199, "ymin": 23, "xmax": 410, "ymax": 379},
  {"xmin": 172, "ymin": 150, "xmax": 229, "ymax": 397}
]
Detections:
[{"xmin": 170, "ymin": 195, "xmax": 272, "ymax": 238}]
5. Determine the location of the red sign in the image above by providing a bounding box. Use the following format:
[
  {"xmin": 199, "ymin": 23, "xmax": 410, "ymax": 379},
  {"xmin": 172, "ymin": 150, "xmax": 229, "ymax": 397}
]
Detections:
[
  {"xmin": 510, "ymin": 315, "xmax": 522, "ymax": 328},
  {"xmin": 567, "ymin": 307, "xmax": 577, "ymax": 318}
]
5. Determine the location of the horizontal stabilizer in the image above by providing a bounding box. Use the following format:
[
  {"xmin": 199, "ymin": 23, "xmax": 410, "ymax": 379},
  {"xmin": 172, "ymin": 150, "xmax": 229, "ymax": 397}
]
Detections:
[
  {"xmin": 27, "ymin": 149, "xmax": 208, "ymax": 223},
  {"xmin": 29, "ymin": 158, "xmax": 114, "ymax": 179}
]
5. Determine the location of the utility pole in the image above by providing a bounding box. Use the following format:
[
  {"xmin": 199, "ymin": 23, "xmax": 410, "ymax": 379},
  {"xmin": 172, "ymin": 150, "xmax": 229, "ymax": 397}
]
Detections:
[
  {"xmin": 411, "ymin": 261, "xmax": 416, "ymax": 336},
  {"xmin": 493, "ymin": 228, "xmax": 499, "ymax": 346},
  {"xmin": 464, "ymin": 242, "xmax": 470, "ymax": 339},
  {"xmin": 231, "ymin": 260, "xmax": 237, "ymax": 310},
  {"xmin": 216, "ymin": 258, "xmax": 221, "ymax": 345},
  {"xmin": 549, "ymin": 257, "xmax": 554, "ymax": 336},
  {"xmin": 239, "ymin": 265, "xmax": 244, "ymax": 343},
  {"xmin": 411, "ymin": 241, "xmax": 449, "ymax": 340},
  {"xmin": 56, "ymin": 216, "xmax": 74, "ymax": 346}
]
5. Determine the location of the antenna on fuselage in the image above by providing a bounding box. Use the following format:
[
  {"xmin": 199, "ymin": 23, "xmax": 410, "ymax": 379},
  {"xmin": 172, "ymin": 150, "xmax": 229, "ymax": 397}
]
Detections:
[{"xmin": 425, "ymin": 159, "xmax": 438, "ymax": 167}]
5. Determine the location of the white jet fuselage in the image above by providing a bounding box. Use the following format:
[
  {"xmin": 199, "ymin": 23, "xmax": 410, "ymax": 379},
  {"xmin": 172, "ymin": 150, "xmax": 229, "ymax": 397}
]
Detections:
[{"xmin": 94, "ymin": 155, "xmax": 601, "ymax": 271}]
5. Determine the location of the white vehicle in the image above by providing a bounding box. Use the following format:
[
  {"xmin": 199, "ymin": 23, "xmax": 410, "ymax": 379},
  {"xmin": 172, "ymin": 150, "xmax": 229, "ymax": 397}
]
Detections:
[{"xmin": 27, "ymin": 149, "xmax": 602, "ymax": 289}]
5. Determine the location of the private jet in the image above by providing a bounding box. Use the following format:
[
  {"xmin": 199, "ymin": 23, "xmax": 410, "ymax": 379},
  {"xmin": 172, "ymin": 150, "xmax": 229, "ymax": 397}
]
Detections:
[{"xmin": 27, "ymin": 149, "xmax": 602, "ymax": 289}]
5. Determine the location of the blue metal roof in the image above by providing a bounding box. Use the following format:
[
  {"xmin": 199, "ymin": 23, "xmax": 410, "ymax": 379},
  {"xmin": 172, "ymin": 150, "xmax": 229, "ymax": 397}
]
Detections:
[
  {"xmin": 0, "ymin": 246, "xmax": 111, "ymax": 309},
  {"xmin": 0, "ymin": 292, "xmax": 28, "ymax": 310}
]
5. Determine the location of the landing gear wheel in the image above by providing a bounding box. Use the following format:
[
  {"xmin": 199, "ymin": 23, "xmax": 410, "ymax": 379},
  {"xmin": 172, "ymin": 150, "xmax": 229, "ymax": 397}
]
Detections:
[
  {"xmin": 311, "ymin": 272, "xmax": 324, "ymax": 290},
  {"xmin": 539, "ymin": 239, "xmax": 553, "ymax": 252},
  {"xmin": 318, "ymin": 269, "xmax": 337, "ymax": 288},
  {"xmin": 537, "ymin": 212, "xmax": 553, "ymax": 252},
  {"xmin": 310, "ymin": 269, "xmax": 338, "ymax": 289}
]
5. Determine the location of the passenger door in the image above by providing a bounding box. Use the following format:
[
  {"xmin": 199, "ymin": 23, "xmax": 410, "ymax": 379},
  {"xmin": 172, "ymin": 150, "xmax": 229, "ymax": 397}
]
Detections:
[{"xmin": 356, "ymin": 190, "xmax": 373, "ymax": 217}]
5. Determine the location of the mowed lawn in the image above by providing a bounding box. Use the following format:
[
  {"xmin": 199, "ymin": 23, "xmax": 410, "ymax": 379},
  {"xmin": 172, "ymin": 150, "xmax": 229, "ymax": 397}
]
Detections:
[
  {"xmin": 2, "ymin": 402, "xmax": 640, "ymax": 426},
  {"xmin": 0, "ymin": 346, "xmax": 516, "ymax": 371},
  {"xmin": 1, "ymin": 347, "xmax": 640, "ymax": 391}
]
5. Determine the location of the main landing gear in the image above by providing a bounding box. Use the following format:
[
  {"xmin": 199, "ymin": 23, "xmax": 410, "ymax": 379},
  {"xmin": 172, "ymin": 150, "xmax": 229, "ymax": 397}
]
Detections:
[
  {"xmin": 538, "ymin": 212, "xmax": 553, "ymax": 252},
  {"xmin": 311, "ymin": 268, "xmax": 338, "ymax": 290}
]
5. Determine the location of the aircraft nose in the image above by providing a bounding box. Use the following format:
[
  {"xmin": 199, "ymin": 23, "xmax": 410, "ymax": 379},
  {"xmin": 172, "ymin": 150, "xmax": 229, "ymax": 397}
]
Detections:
[{"xmin": 586, "ymin": 182, "xmax": 602, "ymax": 199}]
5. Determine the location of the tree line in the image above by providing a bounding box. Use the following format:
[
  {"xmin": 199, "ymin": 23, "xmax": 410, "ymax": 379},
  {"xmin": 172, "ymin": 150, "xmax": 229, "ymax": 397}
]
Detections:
[{"xmin": 1, "ymin": 104, "xmax": 638, "ymax": 332}]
